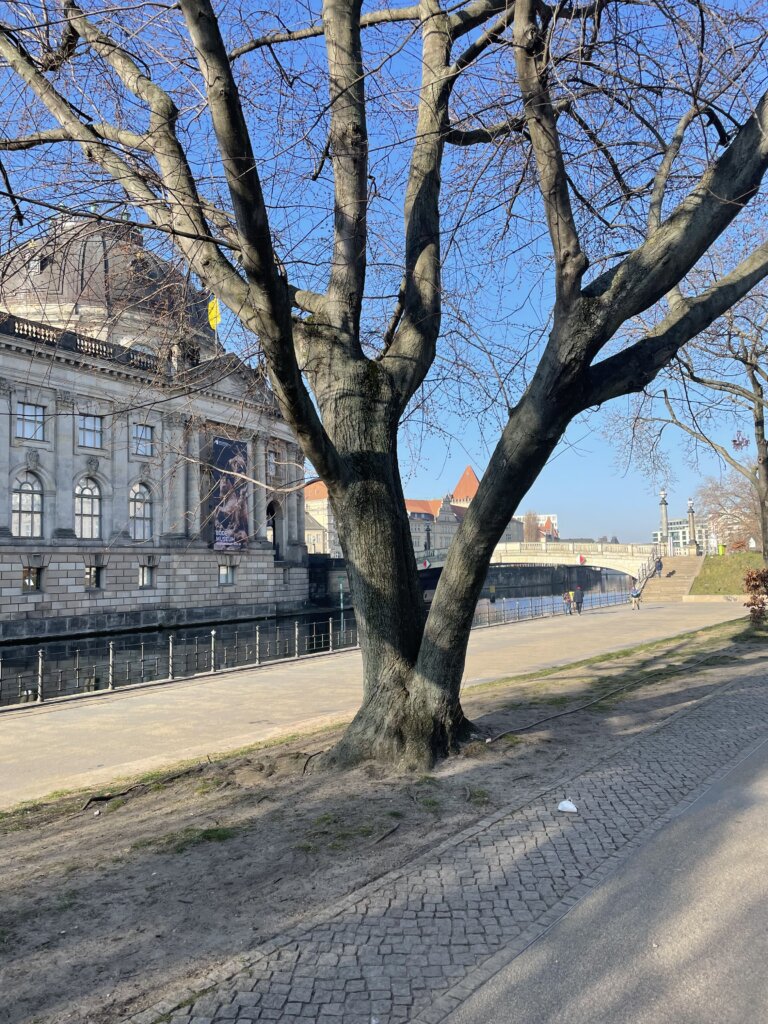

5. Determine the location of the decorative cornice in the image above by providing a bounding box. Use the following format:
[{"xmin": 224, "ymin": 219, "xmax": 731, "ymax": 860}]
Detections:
[
  {"xmin": 162, "ymin": 412, "xmax": 188, "ymax": 429},
  {"xmin": 56, "ymin": 390, "xmax": 77, "ymax": 409}
]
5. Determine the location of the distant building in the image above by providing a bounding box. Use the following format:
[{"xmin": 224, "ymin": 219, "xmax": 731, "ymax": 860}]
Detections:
[
  {"xmin": 0, "ymin": 214, "xmax": 308, "ymax": 641},
  {"xmin": 304, "ymin": 481, "xmax": 342, "ymax": 557},
  {"xmin": 652, "ymin": 491, "xmax": 708, "ymax": 554},
  {"xmin": 522, "ymin": 514, "xmax": 559, "ymax": 541},
  {"xmin": 304, "ymin": 466, "xmax": 525, "ymax": 558}
]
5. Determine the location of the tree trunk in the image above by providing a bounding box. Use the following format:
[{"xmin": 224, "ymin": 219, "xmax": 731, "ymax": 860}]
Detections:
[{"xmin": 317, "ymin": 363, "xmax": 472, "ymax": 769}]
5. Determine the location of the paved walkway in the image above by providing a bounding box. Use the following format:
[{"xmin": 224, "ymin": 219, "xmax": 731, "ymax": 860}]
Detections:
[
  {"xmin": 0, "ymin": 601, "xmax": 745, "ymax": 807},
  {"xmin": 124, "ymin": 648, "xmax": 768, "ymax": 1024}
]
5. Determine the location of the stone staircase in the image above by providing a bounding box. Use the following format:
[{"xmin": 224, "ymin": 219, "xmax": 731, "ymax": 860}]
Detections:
[{"xmin": 641, "ymin": 554, "xmax": 704, "ymax": 602}]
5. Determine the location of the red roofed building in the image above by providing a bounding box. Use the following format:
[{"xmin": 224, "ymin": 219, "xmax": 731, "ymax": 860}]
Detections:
[{"xmin": 305, "ymin": 466, "xmax": 526, "ymax": 557}]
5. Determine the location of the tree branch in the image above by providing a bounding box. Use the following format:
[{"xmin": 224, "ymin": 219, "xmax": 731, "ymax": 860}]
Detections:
[
  {"xmin": 228, "ymin": 5, "xmax": 420, "ymax": 59},
  {"xmin": 583, "ymin": 238, "xmax": 768, "ymax": 408},
  {"xmin": 513, "ymin": 0, "xmax": 587, "ymax": 309},
  {"xmin": 380, "ymin": 0, "xmax": 453, "ymax": 406},
  {"xmin": 659, "ymin": 394, "xmax": 756, "ymax": 481},
  {"xmin": 322, "ymin": 0, "xmax": 368, "ymax": 341},
  {"xmin": 585, "ymin": 89, "xmax": 768, "ymax": 330},
  {"xmin": 0, "ymin": 124, "xmax": 156, "ymax": 153}
]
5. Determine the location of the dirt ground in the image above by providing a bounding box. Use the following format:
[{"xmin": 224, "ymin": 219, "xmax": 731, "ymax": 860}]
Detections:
[{"xmin": 1, "ymin": 619, "xmax": 765, "ymax": 1024}]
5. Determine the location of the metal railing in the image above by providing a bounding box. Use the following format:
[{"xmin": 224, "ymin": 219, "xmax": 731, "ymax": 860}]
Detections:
[{"xmin": 0, "ymin": 589, "xmax": 630, "ymax": 710}]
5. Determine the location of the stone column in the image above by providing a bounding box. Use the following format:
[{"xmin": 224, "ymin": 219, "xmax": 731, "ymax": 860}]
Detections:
[
  {"xmin": 186, "ymin": 421, "xmax": 202, "ymax": 538},
  {"xmin": 0, "ymin": 380, "xmax": 12, "ymax": 537},
  {"xmin": 296, "ymin": 484, "xmax": 306, "ymax": 547},
  {"xmin": 285, "ymin": 489, "xmax": 297, "ymax": 543},
  {"xmin": 53, "ymin": 391, "xmax": 77, "ymax": 539},
  {"xmin": 687, "ymin": 498, "xmax": 697, "ymax": 553},
  {"xmin": 254, "ymin": 435, "xmax": 267, "ymax": 539},
  {"xmin": 161, "ymin": 413, "xmax": 188, "ymax": 538},
  {"xmin": 659, "ymin": 489, "xmax": 669, "ymax": 545},
  {"xmin": 111, "ymin": 409, "xmax": 130, "ymax": 539}
]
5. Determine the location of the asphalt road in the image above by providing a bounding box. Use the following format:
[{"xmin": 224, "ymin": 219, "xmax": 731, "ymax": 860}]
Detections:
[{"xmin": 444, "ymin": 729, "xmax": 768, "ymax": 1024}]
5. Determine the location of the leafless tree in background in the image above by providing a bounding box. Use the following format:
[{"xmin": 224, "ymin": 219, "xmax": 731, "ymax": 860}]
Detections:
[
  {"xmin": 1, "ymin": 0, "xmax": 768, "ymax": 766},
  {"xmin": 615, "ymin": 294, "xmax": 768, "ymax": 562},
  {"xmin": 522, "ymin": 510, "xmax": 539, "ymax": 543},
  {"xmin": 696, "ymin": 472, "xmax": 763, "ymax": 553}
]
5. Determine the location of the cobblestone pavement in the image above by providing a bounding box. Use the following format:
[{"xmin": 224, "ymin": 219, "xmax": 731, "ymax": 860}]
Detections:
[{"xmin": 126, "ymin": 665, "xmax": 768, "ymax": 1024}]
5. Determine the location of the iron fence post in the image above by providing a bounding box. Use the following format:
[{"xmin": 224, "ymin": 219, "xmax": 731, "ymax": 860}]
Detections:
[
  {"xmin": 37, "ymin": 649, "xmax": 44, "ymax": 703},
  {"xmin": 168, "ymin": 635, "xmax": 174, "ymax": 680},
  {"xmin": 329, "ymin": 617, "xmax": 334, "ymax": 652},
  {"xmin": 295, "ymin": 620, "xmax": 299, "ymax": 658},
  {"xmin": 256, "ymin": 625, "xmax": 261, "ymax": 666},
  {"xmin": 210, "ymin": 630, "xmax": 216, "ymax": 672}
]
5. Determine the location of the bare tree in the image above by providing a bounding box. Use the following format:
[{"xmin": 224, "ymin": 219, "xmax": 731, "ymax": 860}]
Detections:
[
  {"xmin": 620, "ymin": 294, "xmax": 768, "ymax": 561},
  {"xmin": 522, "ymin": 510, "xmax": 539, "ymax": 542},
  {"xmin": 1, "ymin": 1, "xmax": 768, "ymax": 766},
  {"xmin": 696, "ymin": 472, "xmax": 762, "ymax": 553}
]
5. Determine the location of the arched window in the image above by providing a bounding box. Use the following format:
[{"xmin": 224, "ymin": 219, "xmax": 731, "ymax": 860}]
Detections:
[
  {"xmin": 75, "ymin": 477, "xmax": 101, "ymax": 539},
  {"xmin": 12, "ymin": 472, "xmax": 43, "ymax": 538},
  {"xmin": 129, "ymin": 483, "xmax": 153, "ymax": 541}
]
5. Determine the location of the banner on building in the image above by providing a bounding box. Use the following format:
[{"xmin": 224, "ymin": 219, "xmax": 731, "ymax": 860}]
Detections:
[{"xmin": 211, "ymin": 436, "xmax": 249, "ymax": 549}]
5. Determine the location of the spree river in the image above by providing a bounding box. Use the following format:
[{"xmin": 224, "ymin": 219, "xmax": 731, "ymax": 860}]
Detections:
[{"xmin": 0, "ymin": 571, "xmax": 630, "ymax": 708}]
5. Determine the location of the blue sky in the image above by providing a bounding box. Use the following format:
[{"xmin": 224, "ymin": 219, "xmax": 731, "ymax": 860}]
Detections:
[{"xmin": 402, "ymin": 416, "xmax": 718, "ymax": 544}]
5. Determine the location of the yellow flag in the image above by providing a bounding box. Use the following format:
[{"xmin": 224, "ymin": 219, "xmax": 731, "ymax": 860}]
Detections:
[{"xmin": 207, "ymin": 296, "xmax": 221, "ymax": 330}]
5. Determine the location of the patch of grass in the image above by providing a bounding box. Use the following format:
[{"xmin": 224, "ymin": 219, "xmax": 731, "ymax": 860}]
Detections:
[
  {"xmin": 103, "ymin": 797, "xmax": 127, "ymax": 813},
  {"xmin": 538, "ymin": 695, "xmax": 571, "ymax": 707},
  {"xmin": 460, "ymin": 740, "xmax": 492, "ymax": 758},
  {"xmin": 194, "ymin": 781, "xmax": 222, "ymax": 796},
  {"xmin": 132, "ymin": 825, "xmax": 239, "ymax": 855},
  {"xmin": 55, "ymin": 891, "xmax": 78, "ymax": 913},
  {"xmin": 690, "ymin": 553, "xmax": 763, "ymax": 595},
  {"xmin": 466, "ymin": 787, "xmax": 490, "ymax": 806},
  {"xmin": 312, "ymin": 811, "xmax": 340, "ymax": 826},
  {"xmin": 387, "ymin": 810, "xmax": 404, "ymax": 819},
  {"xmin": 421, "ymin": 797, "xmax": 441, "ymax": 813}
]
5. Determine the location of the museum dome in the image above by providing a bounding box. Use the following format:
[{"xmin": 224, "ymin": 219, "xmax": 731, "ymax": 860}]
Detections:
[{"xmin": 0, "ymin": 214, "xmax": 216, "ymax": 359}]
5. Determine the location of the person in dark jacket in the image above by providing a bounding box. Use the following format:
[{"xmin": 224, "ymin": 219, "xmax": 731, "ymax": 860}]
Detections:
[
  {"xmin": 655, "ymin": 557, "xmax": 663, "ymax": 578},
  {"xmin": 573, "ymin": 586, "xmax": 584, "ymax": 614}
]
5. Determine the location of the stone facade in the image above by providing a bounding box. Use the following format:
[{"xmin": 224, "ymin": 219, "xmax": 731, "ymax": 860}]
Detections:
[{"xmin": 0, "ymin": 216, "xmax": 308, "ymax": 640}]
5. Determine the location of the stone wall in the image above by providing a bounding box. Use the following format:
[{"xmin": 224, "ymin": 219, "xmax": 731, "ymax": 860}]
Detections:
[{"xmin": 0, "ymin": 544, "xmax": 309, "ymax": 641}]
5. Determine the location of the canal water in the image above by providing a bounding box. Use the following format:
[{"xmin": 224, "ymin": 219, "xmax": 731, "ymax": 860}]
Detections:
[{"xmin": 0, "ymin": 571, "xmax": 630, "ymax": 707}]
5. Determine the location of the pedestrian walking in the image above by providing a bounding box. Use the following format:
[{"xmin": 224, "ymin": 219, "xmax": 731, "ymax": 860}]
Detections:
[
  {"xmin": 630, "ymin": 585, "xmax": 642, "ymax": 610},
  {"xmin": 655, "ymin": 557, "xmax": 663, "ymax": 578},
  {"xmin": 562, "ymin": 591, "xmax": 572, "ymax": 615},
  {"xmin": 573, "ymin": 586, "xmax": 584, "ymax": 614}
]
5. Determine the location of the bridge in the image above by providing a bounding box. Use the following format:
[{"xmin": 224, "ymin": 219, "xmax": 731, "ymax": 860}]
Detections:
[{"xmin": 417, "ymin": 541, "xmax": 659, "ymax": 580}]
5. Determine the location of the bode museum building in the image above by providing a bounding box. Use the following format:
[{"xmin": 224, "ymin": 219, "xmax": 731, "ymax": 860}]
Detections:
[{"xmin": 0, "ymin": 214, "xmax": 308, "ymax": 642}]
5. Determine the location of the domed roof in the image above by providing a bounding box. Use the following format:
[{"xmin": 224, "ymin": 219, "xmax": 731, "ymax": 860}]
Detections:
[{"xmin": 0, "ymin": 215, "xmax": 214, "ymax": 352}]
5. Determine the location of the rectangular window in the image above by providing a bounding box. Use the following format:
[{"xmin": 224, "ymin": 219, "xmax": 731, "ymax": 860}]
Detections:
[
  {"xmin": 84, "ymin": 565, "xmax": 103, "ymax": 589},
  {"xmin": 138, "ymin": 565, "xmax": 154, "ymax": 588},
  {"xmin": 78, "ymin": 415, "xmax": 103, "ymax": 449},
  {"xmin": 267, "ymin": 450, "xmax": 277, "ymax": 478},
  {"xmin": 218, "ymin": 564, "xmax": 236, "ymax": 586},
  {"xmin": 22, "ymin": 567, "xmax": 42, "ymax": 592},
  {"xmin": 132, "ymin": 423, "xmax": 154, "ymax": 457},
  {"xmin": 15, "ymin": 403, "xmax": 46, "ymax": 441}
]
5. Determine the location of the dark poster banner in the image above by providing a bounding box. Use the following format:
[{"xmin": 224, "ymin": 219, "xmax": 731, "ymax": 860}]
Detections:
[{"xmin": 211, "ymin": 437, "xmax": 249, "ymax": 549}]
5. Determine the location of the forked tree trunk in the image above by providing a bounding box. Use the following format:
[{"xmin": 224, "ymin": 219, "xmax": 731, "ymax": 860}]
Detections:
[
  {"xmin": 322, "ymin": 348, "xmax": 582, "ymax": 769},
  {"xmin": 324, "ymin": 444, "xmax": 473, "ymax": 768}
]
